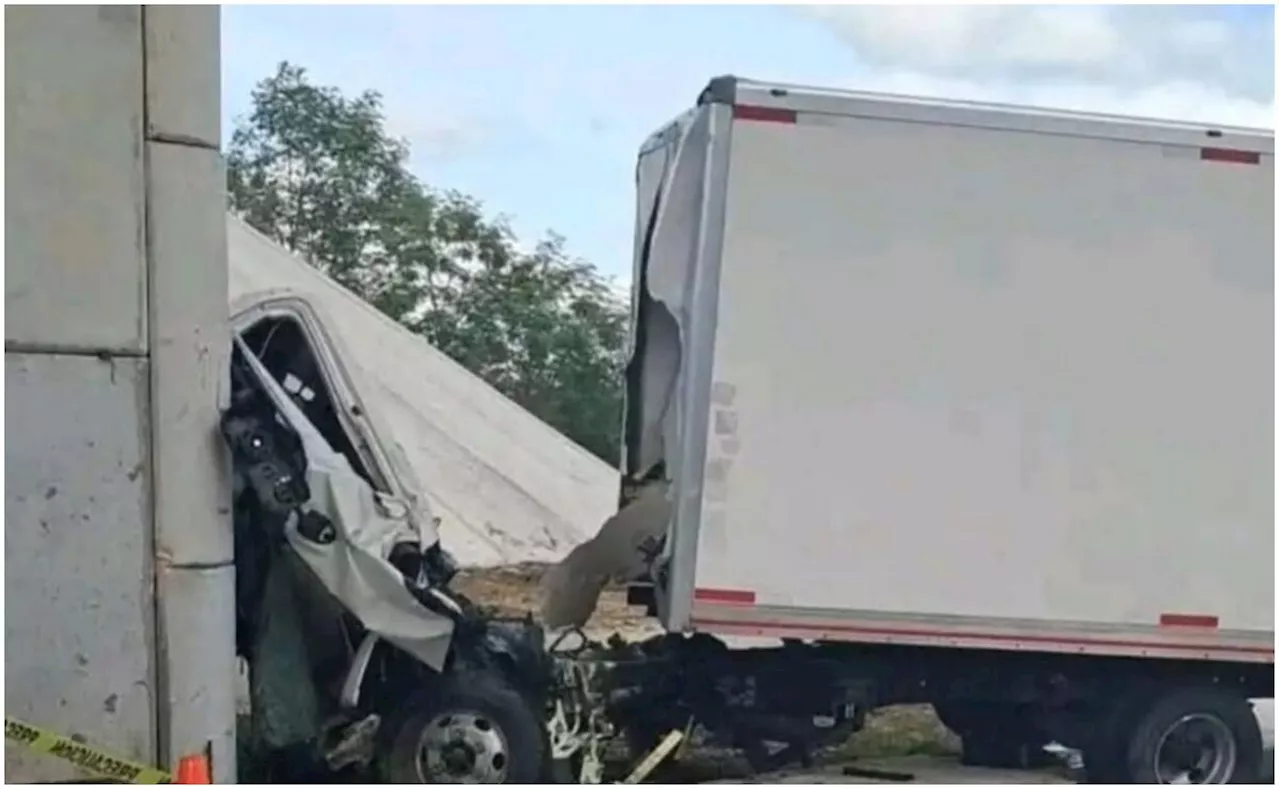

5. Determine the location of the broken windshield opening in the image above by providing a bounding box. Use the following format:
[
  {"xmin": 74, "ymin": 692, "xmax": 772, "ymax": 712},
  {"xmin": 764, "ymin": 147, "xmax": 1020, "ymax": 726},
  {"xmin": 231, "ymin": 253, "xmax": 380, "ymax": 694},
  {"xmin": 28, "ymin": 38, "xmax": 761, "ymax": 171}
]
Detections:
[{"xmin": 239, "ymin": 315, "xmax": 380, "ymax": 491}]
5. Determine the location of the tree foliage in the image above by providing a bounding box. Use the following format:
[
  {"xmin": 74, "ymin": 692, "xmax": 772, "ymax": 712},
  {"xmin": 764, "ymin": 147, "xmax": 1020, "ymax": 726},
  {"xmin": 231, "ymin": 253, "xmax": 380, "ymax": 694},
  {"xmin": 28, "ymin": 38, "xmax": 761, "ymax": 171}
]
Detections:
[{"xmin": 228, "ymin": 62, "xmax": 627, "ymax": 464}]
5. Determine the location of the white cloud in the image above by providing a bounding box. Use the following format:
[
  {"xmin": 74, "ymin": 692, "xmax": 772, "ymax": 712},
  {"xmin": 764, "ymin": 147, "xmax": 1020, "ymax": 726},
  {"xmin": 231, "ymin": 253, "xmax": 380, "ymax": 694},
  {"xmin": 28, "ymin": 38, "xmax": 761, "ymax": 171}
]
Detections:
[
  {"xmin": 847, "ymin": 70, "xmax": 1275, "ymax": 130},
  {"xmin": 383, "ymin": 112, "xmax": 498, "ymax": 160},
  {"xmin": 807, "ymin": 5, "xmax": 1274, "ymax": 129},
  {"xmin": 813, "ymin": 6, "xmax": 1123, "ymax": 72}
]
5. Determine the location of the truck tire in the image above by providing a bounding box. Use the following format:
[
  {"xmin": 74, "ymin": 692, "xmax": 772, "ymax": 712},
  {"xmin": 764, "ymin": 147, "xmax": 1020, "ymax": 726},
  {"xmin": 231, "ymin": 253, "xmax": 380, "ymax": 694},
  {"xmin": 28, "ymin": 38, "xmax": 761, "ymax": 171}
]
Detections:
[
  {"xmin": 379, "ymin": 671, "xmax": 547, "ymax": 783},
  {"xmin": 934, "ymin": 702, "xmax": 1051, "ymax": 769},
  {"xmin": 1105, "ymin": 685, "xmax": 1262, "ymax": 784}
]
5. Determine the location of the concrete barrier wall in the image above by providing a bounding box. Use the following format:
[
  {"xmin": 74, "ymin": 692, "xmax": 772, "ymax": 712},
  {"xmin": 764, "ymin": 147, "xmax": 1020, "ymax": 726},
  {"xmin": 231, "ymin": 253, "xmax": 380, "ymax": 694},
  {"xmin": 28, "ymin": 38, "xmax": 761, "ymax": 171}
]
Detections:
[{"xmin": 4, "ymin": 6, "xmax": 234, "ymax": 782}]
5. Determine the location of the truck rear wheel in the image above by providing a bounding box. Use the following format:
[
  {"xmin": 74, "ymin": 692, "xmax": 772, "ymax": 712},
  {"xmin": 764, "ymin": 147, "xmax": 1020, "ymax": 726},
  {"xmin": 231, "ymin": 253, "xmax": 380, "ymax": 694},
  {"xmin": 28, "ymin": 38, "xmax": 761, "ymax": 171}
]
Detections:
[
  {"xmin": 1104, "ymin": 685, "xmax": 1262, "ymax": 784},
  {"xmin": 379, "ymin": 671, "xmax": 547, "ymax": 783}
]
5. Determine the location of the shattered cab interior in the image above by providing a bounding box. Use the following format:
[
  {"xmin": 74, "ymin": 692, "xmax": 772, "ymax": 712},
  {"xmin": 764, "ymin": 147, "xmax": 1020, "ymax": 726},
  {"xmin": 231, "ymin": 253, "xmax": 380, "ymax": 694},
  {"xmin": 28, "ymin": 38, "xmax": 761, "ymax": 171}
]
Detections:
[{"xmin": 226, "ymin": 306, "xmax": 464, "ymax": 773}]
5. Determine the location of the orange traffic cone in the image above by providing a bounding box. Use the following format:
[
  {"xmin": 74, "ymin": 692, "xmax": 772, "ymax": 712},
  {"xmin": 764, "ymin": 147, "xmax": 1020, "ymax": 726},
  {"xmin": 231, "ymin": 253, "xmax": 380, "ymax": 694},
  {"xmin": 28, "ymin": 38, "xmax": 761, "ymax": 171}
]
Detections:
[{"xmin": 173, "ymin": 752, "xmax": 212, "ymax": 784}]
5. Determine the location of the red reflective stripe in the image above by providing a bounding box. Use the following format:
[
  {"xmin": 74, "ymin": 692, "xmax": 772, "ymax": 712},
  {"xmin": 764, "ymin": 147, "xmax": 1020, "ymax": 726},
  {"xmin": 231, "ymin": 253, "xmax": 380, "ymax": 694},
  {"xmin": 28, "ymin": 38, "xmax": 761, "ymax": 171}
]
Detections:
[
  {"xmin": 733, "ymin": 105, "xmax": 797, "ymax": 125},
  {"xmin": 694, "ymin": 587, "xmax": 757, "ymax": 605},
  {"xmin": 1159, "ymin": 613, "xmax": 1220, "ymax": 629},
  {"xmin": 1200, "ymin": 147, "xmax": 1261, "ymax": 165}
]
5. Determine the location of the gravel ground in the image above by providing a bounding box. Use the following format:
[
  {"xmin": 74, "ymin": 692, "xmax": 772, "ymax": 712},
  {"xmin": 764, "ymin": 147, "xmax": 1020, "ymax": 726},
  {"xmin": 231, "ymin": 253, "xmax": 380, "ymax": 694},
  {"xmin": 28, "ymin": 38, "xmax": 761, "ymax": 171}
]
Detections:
[{"xmin": 714, "ymin": 754, "xmax": 1071, "ymax": 784}]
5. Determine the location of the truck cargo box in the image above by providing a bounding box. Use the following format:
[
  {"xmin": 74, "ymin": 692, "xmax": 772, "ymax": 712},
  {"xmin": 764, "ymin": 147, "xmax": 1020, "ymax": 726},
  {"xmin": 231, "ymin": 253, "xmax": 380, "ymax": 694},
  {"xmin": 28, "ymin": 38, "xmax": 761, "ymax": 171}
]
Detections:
[{"xmin": 623, "ymin": 77, "xmax": 1274, "ymax": 664}]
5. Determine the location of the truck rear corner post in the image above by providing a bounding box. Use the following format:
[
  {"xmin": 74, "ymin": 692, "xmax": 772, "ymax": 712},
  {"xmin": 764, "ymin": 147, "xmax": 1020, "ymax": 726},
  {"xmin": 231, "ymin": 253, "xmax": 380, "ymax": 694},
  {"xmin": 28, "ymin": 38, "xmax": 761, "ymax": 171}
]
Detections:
[{"xmin": 606, "ymin": 74, "xmax": 1273, "ymax": 784}]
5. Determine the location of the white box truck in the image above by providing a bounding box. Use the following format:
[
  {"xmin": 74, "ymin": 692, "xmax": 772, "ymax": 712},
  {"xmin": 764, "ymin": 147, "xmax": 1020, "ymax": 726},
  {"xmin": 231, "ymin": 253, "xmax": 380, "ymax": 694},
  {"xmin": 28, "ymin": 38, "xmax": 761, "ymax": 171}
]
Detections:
[{"xmin": 548, "ymin": 76, "xmax": 1274, "ymax": 784}]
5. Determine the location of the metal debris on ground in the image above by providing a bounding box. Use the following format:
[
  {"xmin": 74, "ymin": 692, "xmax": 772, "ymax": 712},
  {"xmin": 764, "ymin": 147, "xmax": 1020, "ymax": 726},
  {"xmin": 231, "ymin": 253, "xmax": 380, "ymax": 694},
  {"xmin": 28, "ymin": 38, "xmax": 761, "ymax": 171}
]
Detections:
[{"xmin": 621, "ymin": 726, "xmax": 690, "ymax": 784}]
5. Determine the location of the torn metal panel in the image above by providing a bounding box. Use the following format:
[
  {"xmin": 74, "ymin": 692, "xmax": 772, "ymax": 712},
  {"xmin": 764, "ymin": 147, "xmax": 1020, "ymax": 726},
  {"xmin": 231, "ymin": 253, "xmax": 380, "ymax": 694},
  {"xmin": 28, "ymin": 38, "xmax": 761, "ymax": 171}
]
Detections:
[
  {"xmin": 547, "ymin": 108, "xmax": 715, "ymax": 629},
  {"xmin": 623, "ymin": 107, "xmax": 710, "ymax": 483},
  {"xmin": 540, "ymin": 483, "xmax": 672, "ymax": 630}
]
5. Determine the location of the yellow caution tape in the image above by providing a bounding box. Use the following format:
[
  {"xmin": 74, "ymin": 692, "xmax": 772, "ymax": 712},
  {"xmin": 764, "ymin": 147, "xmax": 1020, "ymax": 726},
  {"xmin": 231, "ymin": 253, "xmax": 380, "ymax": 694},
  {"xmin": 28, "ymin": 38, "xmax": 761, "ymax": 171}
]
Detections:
[{"xmin": 4, "ymin": 716, "xmax": 173, "ymax": 784}]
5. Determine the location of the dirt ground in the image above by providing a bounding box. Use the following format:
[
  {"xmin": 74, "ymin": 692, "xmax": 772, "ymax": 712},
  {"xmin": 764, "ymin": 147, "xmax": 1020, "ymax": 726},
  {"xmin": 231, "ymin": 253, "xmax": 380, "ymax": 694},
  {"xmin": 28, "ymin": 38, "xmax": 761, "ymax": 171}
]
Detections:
[
  {"xmin": 454, "ymin": 564, "xmax": 961, "ymax": 768},
  {"xmin": 456, "ymin": 563, "xmax": 661, "ymax": 641}
]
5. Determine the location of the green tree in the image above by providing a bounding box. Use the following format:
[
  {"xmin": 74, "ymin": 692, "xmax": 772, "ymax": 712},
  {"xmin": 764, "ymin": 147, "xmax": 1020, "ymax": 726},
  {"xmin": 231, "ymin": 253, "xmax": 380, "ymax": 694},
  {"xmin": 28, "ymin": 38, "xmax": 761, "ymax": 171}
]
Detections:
[
  {"xmin": 228, "ymin": 62, "xmax": 626, "ymax": 464},
  {"xmin": 423, "ymin": 233, "xmax": 628, "ymax": 463}
]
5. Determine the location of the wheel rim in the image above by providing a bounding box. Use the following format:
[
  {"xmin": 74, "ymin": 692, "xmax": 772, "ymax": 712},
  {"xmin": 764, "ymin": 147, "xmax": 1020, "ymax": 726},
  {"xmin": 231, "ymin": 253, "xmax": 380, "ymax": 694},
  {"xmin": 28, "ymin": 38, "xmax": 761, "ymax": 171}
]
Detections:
[
  {"xmin": 1152, "ymin": 713, "xmax": 1237, "ymax": 784},
  {"xmin": 416, "ymin": 711, "xmax": 510, "ymax": 783}
]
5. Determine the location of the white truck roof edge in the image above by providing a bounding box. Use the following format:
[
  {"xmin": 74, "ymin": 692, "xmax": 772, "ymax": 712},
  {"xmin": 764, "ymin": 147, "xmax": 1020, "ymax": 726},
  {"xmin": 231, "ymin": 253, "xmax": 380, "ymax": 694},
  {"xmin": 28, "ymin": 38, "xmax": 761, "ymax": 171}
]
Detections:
[{"xmin": 697, "ymin": 74, "xmax": 1273, "ymax": 152}]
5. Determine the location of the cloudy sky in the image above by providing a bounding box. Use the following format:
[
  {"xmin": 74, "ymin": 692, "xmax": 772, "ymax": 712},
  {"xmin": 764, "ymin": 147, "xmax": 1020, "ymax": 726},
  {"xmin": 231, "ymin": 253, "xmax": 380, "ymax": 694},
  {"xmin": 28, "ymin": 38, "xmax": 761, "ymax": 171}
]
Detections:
[{"xmin": 221, "ymin": 4, "xmax": 1275, "ymax": 280}]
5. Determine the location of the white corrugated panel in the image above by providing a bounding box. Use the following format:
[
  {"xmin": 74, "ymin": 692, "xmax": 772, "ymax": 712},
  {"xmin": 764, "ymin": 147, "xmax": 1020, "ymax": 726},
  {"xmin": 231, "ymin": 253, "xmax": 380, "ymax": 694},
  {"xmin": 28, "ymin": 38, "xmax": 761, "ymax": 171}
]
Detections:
[{"xmin": 226, "ymin": 215, "xmax": 618, "ymax": 567}]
